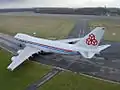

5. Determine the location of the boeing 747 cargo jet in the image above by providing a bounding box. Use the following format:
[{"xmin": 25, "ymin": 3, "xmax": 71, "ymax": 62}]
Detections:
[{"xmin": 7, "ymin": 27, "xmax": 110, "ymax": 71}]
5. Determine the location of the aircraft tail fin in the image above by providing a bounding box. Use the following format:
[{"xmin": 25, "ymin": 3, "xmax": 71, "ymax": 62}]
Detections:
[
  {"xmin": 75, "ymin": 27, "xmax": 105, "ymax": 48},
  {"xmin": 75, "ymin": 27, "xmax": 111, "ymax": 58}
]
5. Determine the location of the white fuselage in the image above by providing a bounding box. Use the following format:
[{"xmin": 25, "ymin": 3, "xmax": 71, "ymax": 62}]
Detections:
[{"xmin": 15, "ymin": 33, "xmax": 88, "ymax": 55}]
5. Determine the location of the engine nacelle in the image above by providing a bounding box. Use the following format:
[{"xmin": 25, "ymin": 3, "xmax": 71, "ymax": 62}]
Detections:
[
  {"xmin": 11, "ymin": 56, "xmax": 16, "ymax": 61},
  {"xmin": 17, "ymin": 50, "xmax": 23, "ymax": 54}
]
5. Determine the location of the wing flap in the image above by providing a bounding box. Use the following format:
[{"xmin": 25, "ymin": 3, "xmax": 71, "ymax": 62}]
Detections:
[{"xmin": 7, "ymin": 46, "xmax": 40, "ymax": 71}]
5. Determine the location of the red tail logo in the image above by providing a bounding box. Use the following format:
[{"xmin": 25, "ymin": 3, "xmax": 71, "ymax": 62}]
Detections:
[{"xmin": 86, "ymin": 34, "xmax": 98, "ymax": 46}]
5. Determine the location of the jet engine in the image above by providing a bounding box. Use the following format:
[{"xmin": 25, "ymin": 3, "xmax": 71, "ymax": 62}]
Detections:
[
  {"xmin": 11, "ymin": 56, "xmax": 16, "ymax": 61},
  {"xmin": 17, "ymin": 50, "xmax": 23, "ymax": 54}
]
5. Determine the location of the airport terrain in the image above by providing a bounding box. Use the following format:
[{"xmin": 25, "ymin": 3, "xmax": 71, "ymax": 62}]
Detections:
[{"xmin": 0, "ymin": 13, "xmax": 120, "ymax": 90}]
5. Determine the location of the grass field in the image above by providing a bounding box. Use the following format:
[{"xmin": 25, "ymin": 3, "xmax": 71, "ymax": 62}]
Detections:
[
  {"xmin": 0, "ymin": 15, "xmax": 74, "ymax": 39},
  {"xmin": 89, "ymin": 20, "xmax": 120, "ymax": 42},
  {"xmin": 40, "ymin": 72, "xmax": 120, "ymax": 90},
  {"xmin": 0, "ymin": 49, "xmax": 51, "ymax": 90}
]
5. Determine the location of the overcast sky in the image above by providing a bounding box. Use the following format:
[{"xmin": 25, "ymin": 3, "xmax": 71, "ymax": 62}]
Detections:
[{"xmin": 0, "ymin": 0, "xmax": 120, "ymax": 8}]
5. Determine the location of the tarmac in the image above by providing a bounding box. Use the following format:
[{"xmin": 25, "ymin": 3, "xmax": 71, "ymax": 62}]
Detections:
[{"xmin": 26, "ymin": 68, "xmax": 62, "ymax": 90}]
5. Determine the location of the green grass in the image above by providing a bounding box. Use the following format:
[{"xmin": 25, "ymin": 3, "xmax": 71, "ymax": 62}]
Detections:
[
  {"xmin": 89, "ymin": 20, "xmax": 120, "ymax": 42},
  {"xmin": 40, "ymin": 72, "xmax": 120, "ymax": 90},
  {"xmin": 0, "ymin": 49, "xmax": 51, "ymax": 90},
  {"xmin": 0, "ymin": 15, "xmax": 74, "ymax": 39}
]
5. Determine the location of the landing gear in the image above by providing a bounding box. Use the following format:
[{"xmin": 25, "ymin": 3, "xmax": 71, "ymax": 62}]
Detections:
[
  {"xmin": 28, "ymin": 56, "xmax": 34, "ymax": 60},
  {"xmin": 38, "ymin": 51, "xmax": 52, "ymax": 55}
]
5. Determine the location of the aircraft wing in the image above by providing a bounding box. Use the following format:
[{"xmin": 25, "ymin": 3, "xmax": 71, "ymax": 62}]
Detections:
[
  {"xmin": 7, "ymin": 46, "xmax": 40, "ymax": 71},
  {"xmin": 56, "ymin": 38, "xmax": 80, "ymax": 43}
]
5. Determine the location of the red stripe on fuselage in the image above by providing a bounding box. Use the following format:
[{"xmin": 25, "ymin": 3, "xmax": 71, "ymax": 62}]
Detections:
[{"xmin": 16, "ymin": 38, "xmax": 74, "ymax": 52}]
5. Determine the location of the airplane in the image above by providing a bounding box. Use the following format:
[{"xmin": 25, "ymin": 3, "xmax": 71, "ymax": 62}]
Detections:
[{"xmin": 7, "ymin": 27, "xmax": 111, "ymax": 71}]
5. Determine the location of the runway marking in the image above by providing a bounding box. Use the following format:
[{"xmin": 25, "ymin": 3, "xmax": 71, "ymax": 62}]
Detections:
[
  {"xmin": 0, "ymin": 44, "xmax": 15, "ymax": 54},
  {"xmin": 26, "ymin": 68, "xmax": 62, "ymax": 90}
]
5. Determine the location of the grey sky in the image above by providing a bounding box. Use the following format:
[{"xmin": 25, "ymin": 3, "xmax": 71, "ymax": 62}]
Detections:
[{"xmin": 0, "ymin": 0, "xmax": 120, "ymax": 8}]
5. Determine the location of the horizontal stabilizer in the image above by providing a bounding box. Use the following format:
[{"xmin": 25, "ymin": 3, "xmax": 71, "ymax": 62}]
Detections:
[
  {"xmin": 79, "ymin": 44, "xmax": 110, "ymax": 58},
  {"xmin": 98, "ymin": 44, "xmax": 111, "ymax": 52}
]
